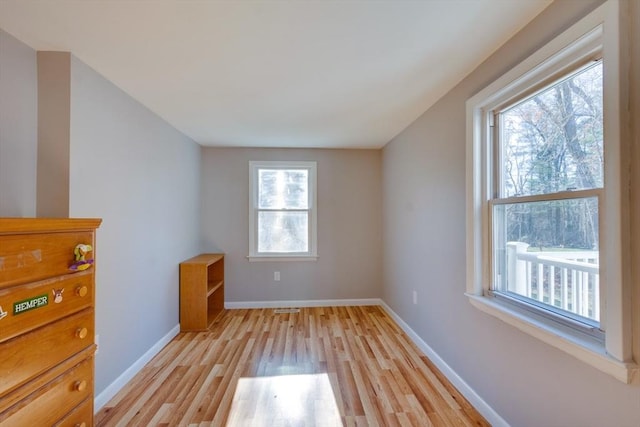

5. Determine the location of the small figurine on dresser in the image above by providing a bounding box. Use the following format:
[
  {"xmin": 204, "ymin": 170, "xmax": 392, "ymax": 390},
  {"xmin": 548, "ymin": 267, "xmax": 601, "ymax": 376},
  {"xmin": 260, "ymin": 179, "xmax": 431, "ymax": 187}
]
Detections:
[{"xmin": 69, "ymin": 244, "xmax": 94, "ymax": 271}]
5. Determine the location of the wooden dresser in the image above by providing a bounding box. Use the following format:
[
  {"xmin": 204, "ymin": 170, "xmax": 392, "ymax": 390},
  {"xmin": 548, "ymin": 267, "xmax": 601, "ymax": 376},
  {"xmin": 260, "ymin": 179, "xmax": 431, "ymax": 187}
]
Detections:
[{"xmin": 0, "ymin": 218, "xmax": 101, "ymax": 426}]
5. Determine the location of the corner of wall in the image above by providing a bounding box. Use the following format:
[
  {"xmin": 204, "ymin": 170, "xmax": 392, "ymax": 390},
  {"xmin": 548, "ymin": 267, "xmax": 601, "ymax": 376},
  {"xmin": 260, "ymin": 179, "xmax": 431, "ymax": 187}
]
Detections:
[{"xmin": 628, "ymin": 0, "xmax": 640, "ymax": 364}]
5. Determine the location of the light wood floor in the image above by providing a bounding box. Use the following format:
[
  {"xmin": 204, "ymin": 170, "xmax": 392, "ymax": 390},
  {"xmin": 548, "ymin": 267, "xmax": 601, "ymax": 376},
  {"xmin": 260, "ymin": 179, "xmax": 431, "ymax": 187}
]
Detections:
[{"xmin": 95, "ymin": 306, "xmax": 489, "ymax": 426}]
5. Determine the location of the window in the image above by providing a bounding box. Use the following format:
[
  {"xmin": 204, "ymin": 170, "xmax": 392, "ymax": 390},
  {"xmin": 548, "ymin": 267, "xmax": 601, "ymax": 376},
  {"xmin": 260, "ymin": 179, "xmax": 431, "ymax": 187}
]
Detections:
[
  {"xmin": 249, "ymin": 161, "xmax": 317, "ymax": 261},
  {"xmin": 466, "ymin": 1, "xmax": 639, "ymax": 382},
  {"xmin": 492, "ymin": 61, "xmax": 604, "ymax": 334}
]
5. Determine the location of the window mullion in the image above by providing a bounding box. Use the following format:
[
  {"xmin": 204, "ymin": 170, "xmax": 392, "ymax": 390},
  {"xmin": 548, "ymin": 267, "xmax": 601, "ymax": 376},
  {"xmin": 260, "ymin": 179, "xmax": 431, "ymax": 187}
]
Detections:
[
  {"xmin": 492, "ymin": 188, "xmax": 603, "ymax": 205},
  {"xmin": 257, "ymin": 208, "xmax": 310, "ymax": 212}
]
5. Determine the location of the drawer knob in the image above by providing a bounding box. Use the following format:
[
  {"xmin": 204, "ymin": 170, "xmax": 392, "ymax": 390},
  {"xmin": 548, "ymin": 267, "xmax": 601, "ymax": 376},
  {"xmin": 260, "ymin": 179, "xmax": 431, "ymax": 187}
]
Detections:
[
  {"xmin": 75, "ymin": 286, "xmax": 88, "ymax": 297},
  {"xmin": 75, "ymin": 327, "xmax": 88, "ymax": 339},
  {"xmin": 74, "ymin": 380, "xmax": 87, "ymax": 392}
]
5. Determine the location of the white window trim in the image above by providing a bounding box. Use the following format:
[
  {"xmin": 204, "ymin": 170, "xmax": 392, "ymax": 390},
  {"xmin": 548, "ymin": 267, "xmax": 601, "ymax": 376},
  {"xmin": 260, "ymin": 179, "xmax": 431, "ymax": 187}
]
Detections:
[
  {"xmin": 248, "ymin": 160, "xmax": 318, "ymax": 262},
  {"xmin": 465, "ymin": 0, "xmax": 639, "ymax": 383}
]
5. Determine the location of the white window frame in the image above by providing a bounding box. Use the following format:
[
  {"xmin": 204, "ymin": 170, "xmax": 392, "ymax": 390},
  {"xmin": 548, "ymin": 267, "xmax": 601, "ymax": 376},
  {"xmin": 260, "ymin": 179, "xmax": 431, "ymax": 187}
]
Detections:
[
  {"xmin": 465, "ymin": 0, "xmax": 639, "ymax": 383},
  {"xmin": 248, "ymin": 161, "xmax": 318, "ymax": 262}
]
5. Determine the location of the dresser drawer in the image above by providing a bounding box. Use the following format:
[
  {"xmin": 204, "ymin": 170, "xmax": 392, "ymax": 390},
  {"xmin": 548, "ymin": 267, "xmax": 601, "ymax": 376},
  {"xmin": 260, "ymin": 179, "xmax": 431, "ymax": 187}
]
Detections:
[
  {"xmin": 0, "ymin": 309, "xmax": 94, "ymax": 398},
  {"xmin": 0, "ymin": 357, "xmax": 93, "ymax": 426},
  {"xmin": 0, "ymin": 231, "xmax": 94, "ymax": 288},
  {"xmin": 0, "ymin": 272, "xmax": 93, "ymax": 343},
  {"xmin": 54, "ymin": 396, "xmax": 93, "ymax": 427}
]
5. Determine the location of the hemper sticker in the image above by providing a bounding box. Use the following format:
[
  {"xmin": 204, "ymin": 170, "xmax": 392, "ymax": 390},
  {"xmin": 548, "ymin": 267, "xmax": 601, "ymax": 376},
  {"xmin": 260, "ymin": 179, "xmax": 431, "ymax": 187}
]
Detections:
[{"xmin": 13, "ymin": 294, "xmax": 49, "ymax": 315}]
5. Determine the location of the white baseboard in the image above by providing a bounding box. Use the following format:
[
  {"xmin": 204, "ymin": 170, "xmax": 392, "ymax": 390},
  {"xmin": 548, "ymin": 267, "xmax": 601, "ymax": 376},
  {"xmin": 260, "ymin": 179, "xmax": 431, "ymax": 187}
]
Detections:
[
  {"xmin": 225, "ymin": 298, "xmax": 383, "ymax": 309},
  {"xmin": 378, "ymin": 301, "xmax": 510, "ymax": 427},
  {"xmin": 94, "ymin": 324, "xmax": 180, "ymax": 412}
]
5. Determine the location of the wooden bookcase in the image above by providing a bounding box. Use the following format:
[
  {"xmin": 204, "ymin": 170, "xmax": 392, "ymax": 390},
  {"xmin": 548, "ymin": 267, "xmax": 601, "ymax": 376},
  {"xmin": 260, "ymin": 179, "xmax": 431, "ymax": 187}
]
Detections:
[{"xmin": 179, "ymin": 253, "xmax": 224, "ymax": 331}]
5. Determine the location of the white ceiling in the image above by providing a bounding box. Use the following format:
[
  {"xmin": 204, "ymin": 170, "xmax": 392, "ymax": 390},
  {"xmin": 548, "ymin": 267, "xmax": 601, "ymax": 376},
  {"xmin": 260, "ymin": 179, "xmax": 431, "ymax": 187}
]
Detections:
[{"xmin": 0, "ymin": 0, "xmax": 551, "ymax": 148}]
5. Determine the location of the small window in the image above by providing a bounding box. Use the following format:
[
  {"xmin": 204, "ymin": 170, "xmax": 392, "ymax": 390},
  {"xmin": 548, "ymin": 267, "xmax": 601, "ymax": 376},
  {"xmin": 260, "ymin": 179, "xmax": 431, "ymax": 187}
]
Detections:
[{"xmin": 249, "ymin": 161, "xmax": 317, "ymax": 261}]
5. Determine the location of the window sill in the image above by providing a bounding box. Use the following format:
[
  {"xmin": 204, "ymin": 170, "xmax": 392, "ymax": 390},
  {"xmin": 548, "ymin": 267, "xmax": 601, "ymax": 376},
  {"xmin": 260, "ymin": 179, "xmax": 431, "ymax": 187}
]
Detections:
[
  {"xmin": 465, "ymin": 293, "xmax": 640, "ymax": 384},
  {"xmin": 247, "ymin": 255, "xmax": 318, "ymax": 262}
]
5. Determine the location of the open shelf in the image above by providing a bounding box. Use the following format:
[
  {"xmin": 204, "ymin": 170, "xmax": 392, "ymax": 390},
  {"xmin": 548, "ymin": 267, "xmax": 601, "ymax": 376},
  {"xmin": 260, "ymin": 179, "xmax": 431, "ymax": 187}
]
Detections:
[
  {"xmin": 179, "ymin": 253, "xmax": 224, "ymax": 332},
  {"xmin": 207, "ymin": 280, "xmax": 224, "ymax": 297}
]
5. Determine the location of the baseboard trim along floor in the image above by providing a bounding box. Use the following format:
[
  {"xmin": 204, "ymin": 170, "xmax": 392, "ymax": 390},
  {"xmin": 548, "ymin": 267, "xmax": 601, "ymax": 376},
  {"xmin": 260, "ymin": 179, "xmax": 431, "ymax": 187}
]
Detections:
[
  {"xmin": 224, "ymin": 298, "xmax": 383, "ymax": 309},
  {"xmin": 94, "ymin": 324, "xmax": 180, "ymax": 411},
  {"xmin": 379, "ymin": 300, "xmax": 509, "ymax": 427}
]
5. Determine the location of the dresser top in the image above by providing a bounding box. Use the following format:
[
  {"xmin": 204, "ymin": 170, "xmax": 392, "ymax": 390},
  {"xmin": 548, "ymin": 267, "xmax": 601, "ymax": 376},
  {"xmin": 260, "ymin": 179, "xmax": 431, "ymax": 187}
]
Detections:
[{"xmin": 0, "ymin": 218, "xmax": 102, "ymax": 235}]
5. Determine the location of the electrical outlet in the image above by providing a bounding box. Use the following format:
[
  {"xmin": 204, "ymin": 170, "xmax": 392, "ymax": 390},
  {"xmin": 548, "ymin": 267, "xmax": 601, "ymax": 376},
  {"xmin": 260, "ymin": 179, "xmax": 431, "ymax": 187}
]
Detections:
[
  {"xmin": 274, "ymin": 271, "xmax": 280, "ymax": 281},
  {"xmin": 412, "ymin": 291, "xmax": 418, "ymax": 305}
]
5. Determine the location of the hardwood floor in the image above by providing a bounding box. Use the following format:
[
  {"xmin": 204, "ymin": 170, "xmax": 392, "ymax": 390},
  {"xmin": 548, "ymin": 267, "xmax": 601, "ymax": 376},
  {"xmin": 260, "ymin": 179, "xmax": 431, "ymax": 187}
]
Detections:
[{"xmin": 95, "ymin": 306, "xmax": 489, "ymax": 426}]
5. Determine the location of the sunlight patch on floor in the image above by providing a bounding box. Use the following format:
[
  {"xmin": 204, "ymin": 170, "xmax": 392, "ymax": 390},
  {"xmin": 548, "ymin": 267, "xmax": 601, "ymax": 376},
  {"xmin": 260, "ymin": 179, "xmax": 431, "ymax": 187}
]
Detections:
[{"xmin": 226, "ymin": 373, "xmax": 343, "ymax": 426}]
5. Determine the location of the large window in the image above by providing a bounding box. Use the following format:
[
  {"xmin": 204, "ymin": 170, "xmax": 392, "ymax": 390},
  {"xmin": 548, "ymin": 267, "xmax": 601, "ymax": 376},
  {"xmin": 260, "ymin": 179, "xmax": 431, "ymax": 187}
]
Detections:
[
  {"xmin": 492, "ymin": 61, "xmax": 603, "ymax": 332},
  {"xmin": 249, "ymin": 161, "xmax": 317, "ymax": 261},
  {"xmin": 466, "ymin": 1, "xmax": 638, "ymax": 383}
]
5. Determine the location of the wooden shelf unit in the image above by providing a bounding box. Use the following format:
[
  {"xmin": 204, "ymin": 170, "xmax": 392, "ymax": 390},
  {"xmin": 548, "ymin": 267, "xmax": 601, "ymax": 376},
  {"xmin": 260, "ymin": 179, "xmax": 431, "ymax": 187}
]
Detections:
[{"xmin": 179, "ymin": 253, "xmax": 224, "ymax": 331}]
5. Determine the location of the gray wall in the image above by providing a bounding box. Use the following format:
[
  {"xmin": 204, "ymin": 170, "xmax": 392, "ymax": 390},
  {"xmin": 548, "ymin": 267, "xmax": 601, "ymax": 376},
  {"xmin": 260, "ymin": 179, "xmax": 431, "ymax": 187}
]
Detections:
[
  {"xmin": 68, "ymin": 56, "xmax": 202, "ymax": 394},
  {"xmin": 381, "ymin": 1, "xmax": 640, "ymax": 426},
  {"xmin": 201, "ymin": 147, "xmax": 382, "ymax": 303},
  {"xmin": 0, "ymin": 33, "xmax": 202, "ymax": 397},
  {"xmin": 0, "ymin": 29, "xmax": 36, "ymax": 217}
]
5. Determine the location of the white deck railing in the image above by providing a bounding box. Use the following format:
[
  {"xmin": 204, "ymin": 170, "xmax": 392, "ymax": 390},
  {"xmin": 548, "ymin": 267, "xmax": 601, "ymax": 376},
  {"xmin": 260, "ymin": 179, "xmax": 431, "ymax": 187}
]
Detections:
[{"xmin": 506, "ymin": 242, "xmax": 599, "ymax": 321}]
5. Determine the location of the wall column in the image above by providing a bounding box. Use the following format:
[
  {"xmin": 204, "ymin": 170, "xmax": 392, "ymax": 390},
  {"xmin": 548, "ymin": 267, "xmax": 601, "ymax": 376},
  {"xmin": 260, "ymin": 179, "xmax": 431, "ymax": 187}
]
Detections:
[{"xmin": 37, "ymin": 51, "xmax": 70, "ymax": 217}]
